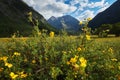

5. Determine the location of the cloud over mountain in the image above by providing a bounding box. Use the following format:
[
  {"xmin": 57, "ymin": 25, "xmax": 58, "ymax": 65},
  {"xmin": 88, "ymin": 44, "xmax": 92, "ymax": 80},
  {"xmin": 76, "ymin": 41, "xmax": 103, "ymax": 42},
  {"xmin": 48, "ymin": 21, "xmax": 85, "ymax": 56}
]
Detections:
[
  {"xmin": 23, "ymin": 0, "xmax": 77, "ymax": 19},
  {"xmin": 23, "ymin": 0, "xmax": 115, "ymax": 20}
]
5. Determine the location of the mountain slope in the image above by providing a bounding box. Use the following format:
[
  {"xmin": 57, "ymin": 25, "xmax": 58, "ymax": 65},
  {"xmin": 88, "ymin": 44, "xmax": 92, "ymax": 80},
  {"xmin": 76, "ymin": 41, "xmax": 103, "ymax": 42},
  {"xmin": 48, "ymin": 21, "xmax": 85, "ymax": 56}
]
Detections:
[
  {"xmin": 48, "ymin": 15, "xmax": 80, "ymax": 34},
  {"xmin": 0, "ymin": 0, "xmax": 55, "ymax": 37},
  {"xmin": 88, "ymin": 0, "xmax": 120, "ymax": 28}
]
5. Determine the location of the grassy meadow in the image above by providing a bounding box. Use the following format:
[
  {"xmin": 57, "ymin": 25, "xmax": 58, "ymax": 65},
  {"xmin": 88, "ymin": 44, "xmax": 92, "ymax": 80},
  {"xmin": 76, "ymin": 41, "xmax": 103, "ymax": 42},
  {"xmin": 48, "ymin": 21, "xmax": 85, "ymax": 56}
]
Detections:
[
  {"xmin": 0, "ymin": 33, "xmax": 120, "ymax": 80},
  {"xmin": 0, "ymin": 0, "xmax": 120, "ymax": 80}
]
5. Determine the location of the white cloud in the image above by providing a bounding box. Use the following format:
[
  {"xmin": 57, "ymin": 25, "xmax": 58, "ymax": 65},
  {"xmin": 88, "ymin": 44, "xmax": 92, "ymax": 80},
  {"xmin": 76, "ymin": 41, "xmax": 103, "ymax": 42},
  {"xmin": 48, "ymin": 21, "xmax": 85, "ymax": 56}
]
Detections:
[
  {"xmin": 70, "ymin": 0, "xmax": 88, "ymax": 6},
  {"xmin": 23, "ymin": 0, "xmax": 77, "ymax": 19},
  {"xmin": 96, "ymin": 1, "xmax": 109, "ymax": 13},
  {"xmin": 76, "ymin": 10, "xmax": 94, "ymax": 21},
  {"xmin": 71, "ymin": 0, "xmax": 110, "ymax": 20},
  {"xmin": 23, "ymin": 0, "xmax": 112, "ymax": 21},
  {"xmin": 70, "ymin": 0, "xmax": 89, "ymax": 11},
  {"xmin": 88, "ymin": 0, "xmax": 106, "ymax": 8}
]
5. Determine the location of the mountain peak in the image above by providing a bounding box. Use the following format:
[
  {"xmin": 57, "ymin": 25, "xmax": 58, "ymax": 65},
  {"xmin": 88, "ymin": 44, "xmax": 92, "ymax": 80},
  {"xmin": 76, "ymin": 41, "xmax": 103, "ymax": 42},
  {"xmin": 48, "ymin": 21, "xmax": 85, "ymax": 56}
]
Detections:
[
  {"xmin": 47, "ymin": 15, "xmax": 80, "ymax": 34},
  {"xmin": 49, "ymin": 16, "xmax": 57, "ymax": 21}
]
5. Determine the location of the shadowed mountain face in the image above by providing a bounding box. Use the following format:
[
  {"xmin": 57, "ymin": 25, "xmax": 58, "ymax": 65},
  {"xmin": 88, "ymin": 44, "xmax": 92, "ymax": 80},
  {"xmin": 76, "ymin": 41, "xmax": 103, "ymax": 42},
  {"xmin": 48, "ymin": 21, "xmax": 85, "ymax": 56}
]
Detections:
[
  {"xmin": 48, "ymin": 15, "xmax": 80, "ymax": 34},
  {"xmin": 0, "ymin": 0, "xmax": 55, "ymax": 37},
  {"xmin": 88, "ymin": 0, "xmax": 120, "ymax": 28}
]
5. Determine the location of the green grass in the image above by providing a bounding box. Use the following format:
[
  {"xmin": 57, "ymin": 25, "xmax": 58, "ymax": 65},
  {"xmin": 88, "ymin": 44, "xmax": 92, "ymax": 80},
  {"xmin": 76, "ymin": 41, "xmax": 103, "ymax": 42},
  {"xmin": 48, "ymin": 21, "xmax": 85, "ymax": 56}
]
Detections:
[{"xmin": 0, "ymin": 36, "xmax": 120, "ymax": 80}]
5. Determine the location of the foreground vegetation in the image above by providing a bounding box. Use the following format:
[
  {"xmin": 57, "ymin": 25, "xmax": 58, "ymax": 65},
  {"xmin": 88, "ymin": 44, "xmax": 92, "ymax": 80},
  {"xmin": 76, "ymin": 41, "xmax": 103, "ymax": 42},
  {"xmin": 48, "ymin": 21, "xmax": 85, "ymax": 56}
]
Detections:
[
  {"xmin": 0, "ymin": 32, "xmax": 120, "ymax": 80},
  {"xmin": 0, "ymin": 14, "xmax": 120, "ymax": 79}
]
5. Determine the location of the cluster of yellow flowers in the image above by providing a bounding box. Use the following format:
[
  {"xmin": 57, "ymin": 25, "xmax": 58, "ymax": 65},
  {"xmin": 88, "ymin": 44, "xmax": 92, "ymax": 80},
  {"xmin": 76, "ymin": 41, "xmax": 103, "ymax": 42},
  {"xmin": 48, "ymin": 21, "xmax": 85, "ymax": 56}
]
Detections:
[
  {"xmin": 14, "ymin": 52, "xmax": 21, "ymax": 56},
  {"xmin": 69, "ymin": 57, "xmax": 77, "ymax": 64},
  {"xmin": 0, "ymin": 52, "xmax": 28, "ymax": 79},
  {"xmin": 0, "ymin": 56, "xmax": 13, "ymax": 68},
  {"xmin": 10, "ymin": 72, "xmax": 18, "ymax": 79},
  {"xmin": 79, "ymin": 57, "xmax": 87, "ymax": 68},
  {"xmin": 0, "ymin": 56, "xmax": 8, "ymax": 62},
  {"xmin": 49, "ymin": 31, "xmax": 54, "ymax": 38},
  {"xmin": 10, "ymin": 71, "xmax": 28, "ymax": 79},
  {"xmin": 12, "ymin": 52, "xmax": 21, "ymax": 58},
  {"xmin": 5, "ymin": 62, "xmax": 13, "ymax": 68},
  {"xmin": 67, "ymin": 56, "xmax": 87, "ymax": 71}
]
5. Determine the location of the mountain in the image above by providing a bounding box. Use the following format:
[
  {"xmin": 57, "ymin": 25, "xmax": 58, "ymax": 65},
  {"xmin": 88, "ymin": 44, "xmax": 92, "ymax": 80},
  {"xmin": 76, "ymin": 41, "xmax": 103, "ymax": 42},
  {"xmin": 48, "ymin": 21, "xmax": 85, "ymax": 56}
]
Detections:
[
  {"xmin": 0, "ymin": 0, "xmax": 55, "ymax": 37},
  {"xmin": 88, "ymin": 0, "xmax": 120, "ymax": 28},
  {"xmin": 47, "ymin": 15, "xmax": 80, "ymax": 34}
]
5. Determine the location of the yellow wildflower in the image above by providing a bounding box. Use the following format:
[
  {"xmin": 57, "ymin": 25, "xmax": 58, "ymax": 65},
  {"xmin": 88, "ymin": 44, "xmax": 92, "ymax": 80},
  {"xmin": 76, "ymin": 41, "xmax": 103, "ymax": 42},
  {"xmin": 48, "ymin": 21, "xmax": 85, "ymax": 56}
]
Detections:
[
  {"xmin": 5, "ymin": 62, "xmax": 13, "ymax": 68},
  {"xmin": 79, "ymin": 21, "xmax": 83, "ymax": 25},
  {"xmin": 14, "ymin": 52, "xmax": 21, "ymax": 56},
  {"xmin": 19, "ymin": 71, "xmax": 28, "ymax": 78},
  {"xmin": 10, "ymin": 72, "xmax": 18, "ymax": 79},
  {"xmin": 73, "ymin": 64, "xmax": 79, "ymax": 70},
  {"xmin": 70, "ymin": 58, "xmax": 77, "ymax": 63},
  {"xmin": 32, "ymin": 60, "xmax": 36, "ymax": 64},
  {"xmin": 67, "ymin": 61, "xmax": 70, "ymax": 65},
  {"xmin": 79, "ymin": 57, "xmax": 87, "ymax": 68},
  {"xmin": 77, "ymin": 47, "xmax": 82, "ymax": 51},
  {"xmin": 79, "ymin": 57, "xmax": 86, "ymax": 63},
  {"xmin": 86, "ymin": 35, "xmax": 91, "ymax": 40},
  {"xmin": 49, "ymin": 31, "xmax": 54, "ymax": 37},
  {"xmin": 111, "ymin": 58, "xmax": 117, "ymax": 61},
  {"xmin": 80, "ymin": 62, "xmax": 87, "ymax": 68},
  {"xmin": 20, "ymin": 73, "xmax": 27, "ymax": 78},
  {"xmin": 2, "ymin": 56, "xmax": 8, "ymax": 62},
  {"xmin": 108, "ymin": 48, "xmax": 113, "ymax": 53},
  {"xmin": 87, "ymin": 17, "xmax": 92, "ymax": 21}
]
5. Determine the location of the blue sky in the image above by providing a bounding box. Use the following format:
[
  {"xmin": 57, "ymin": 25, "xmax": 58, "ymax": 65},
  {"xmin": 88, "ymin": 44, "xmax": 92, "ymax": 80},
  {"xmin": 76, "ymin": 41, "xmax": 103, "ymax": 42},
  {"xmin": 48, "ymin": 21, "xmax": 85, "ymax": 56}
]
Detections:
[{"xmin": 23, "ymin": 0, "xmax": 117, "ymax": 20}]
